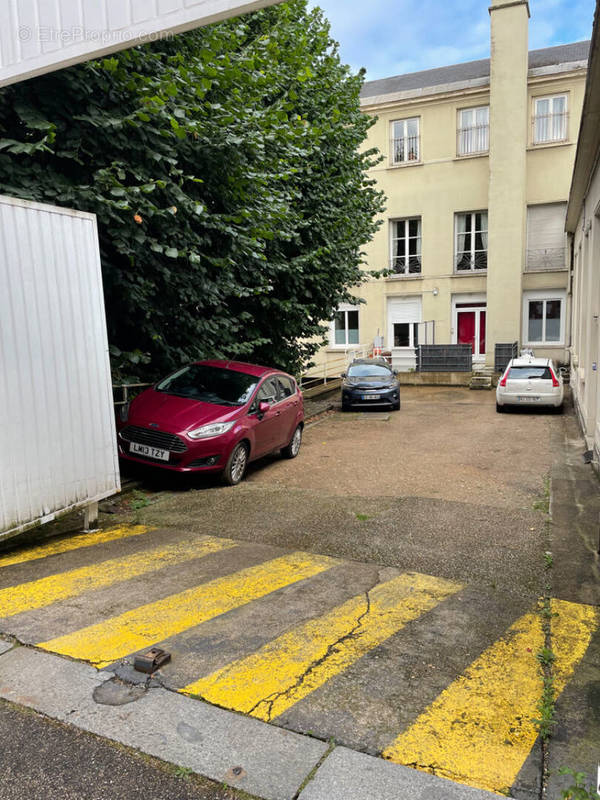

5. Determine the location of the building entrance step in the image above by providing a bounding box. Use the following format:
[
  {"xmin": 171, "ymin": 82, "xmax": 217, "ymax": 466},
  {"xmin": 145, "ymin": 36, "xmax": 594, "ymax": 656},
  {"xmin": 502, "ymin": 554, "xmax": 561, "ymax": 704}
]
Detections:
[{"xmin": 469, "ymin": 374, "xmax": 493, "ymax": 390}]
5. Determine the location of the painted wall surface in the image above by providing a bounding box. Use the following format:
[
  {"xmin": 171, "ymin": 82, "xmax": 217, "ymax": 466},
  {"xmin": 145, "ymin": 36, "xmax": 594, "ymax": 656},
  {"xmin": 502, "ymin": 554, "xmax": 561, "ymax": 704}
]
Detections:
[
  {"xmin": 311, "ymin": 51, "xmax": 586, "ymax": 375},
  {"xmin": 486, "ymin": 0, "xmax": 529, "ymax": 351},
  {"xmin": 570, "ymin": 166, "xmax": 600, "ymax": 454},
  {"xmin": 0, "ymin": 0, "xmax": 282, "ymax": 87},
  {"xmin": 0, "ymin": 196, "xmax": 120, "ymax": 539}
]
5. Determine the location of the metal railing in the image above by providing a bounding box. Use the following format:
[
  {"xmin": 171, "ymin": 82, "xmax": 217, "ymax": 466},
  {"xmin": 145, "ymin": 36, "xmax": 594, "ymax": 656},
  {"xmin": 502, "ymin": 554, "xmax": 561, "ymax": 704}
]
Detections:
[
  {"xmin": 113, "ymin": 382, "xmax": 151, "ymax": 407},
  {"xmin": 525, "ymin": 247, "xmax": 566, "ymax": 272},
  {"xmin": 416, "ymin": 320, "xmax": 435, "ymax": 345},
  {"xmin": 300, "ymin": 347, "xmax": 371, "ymax": 389},
  {"xmin": 391, "ymin": 135, "xmax": 420, "ymax": 165},
  {"xmin": 391, "ymin": 255, "xmax": 422, "ymax": 275},
  {"xmin": 455, "ymin": 251, "xmax": 488, "ymax": 271},
  {"xmin": 457, "ymin": 124, "xmax": 489, "ymax": 156},
  {"xmin": 532, "ymin": 112, "xmax": 568, "ymax": 144}
]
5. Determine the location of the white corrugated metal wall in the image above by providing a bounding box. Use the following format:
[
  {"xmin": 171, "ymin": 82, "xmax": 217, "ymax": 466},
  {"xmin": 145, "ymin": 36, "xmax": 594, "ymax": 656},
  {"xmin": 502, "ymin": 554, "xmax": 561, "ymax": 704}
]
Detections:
[
  {"xmin": 0, "ymin": 0, "xmax": 282, "ymax": 87},
  {"xmin": 0, "ymin": 196, "xmax": 120, "ymax": 537}
]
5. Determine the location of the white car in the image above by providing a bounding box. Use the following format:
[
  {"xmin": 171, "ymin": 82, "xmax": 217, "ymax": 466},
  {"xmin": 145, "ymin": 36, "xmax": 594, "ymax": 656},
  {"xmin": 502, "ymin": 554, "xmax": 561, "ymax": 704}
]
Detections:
[{"xmin": 496, "ymin": 356, "xmax": 564, "ymax": 413}]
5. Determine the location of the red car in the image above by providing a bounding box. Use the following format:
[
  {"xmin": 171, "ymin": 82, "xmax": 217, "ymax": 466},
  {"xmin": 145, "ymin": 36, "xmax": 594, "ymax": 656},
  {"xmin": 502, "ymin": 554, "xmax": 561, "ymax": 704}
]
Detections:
[{"xmin": 117, "ymin": 360, "xmax": 304, "ymax": 485}]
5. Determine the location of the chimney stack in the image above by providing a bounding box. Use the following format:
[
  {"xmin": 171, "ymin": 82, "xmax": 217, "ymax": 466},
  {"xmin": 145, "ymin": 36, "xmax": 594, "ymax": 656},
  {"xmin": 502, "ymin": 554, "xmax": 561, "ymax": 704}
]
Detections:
[{"xmin": 486, "ymin": 0, "xmax": 530, "ymax": 361}]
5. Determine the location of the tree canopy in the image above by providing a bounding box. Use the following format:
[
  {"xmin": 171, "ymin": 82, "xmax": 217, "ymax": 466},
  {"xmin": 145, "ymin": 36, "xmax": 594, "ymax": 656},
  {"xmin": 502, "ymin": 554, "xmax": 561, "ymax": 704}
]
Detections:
[{"xmin": 0, "ymin": 0, "xmax": 384, "ymax": 380}]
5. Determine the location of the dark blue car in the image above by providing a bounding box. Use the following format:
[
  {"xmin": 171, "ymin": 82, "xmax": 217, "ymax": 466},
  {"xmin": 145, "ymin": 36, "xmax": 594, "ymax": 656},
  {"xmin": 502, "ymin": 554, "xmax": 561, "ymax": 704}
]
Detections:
[{"xmin": 341, "ymin": 359, "xmax": 400, "ymax": 411}]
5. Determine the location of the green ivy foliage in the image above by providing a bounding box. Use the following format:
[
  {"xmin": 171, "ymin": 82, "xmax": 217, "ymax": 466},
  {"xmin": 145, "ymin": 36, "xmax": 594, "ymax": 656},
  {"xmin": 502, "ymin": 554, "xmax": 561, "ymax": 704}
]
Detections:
[{"xmin": 0, "ymin": 0, "xmax": 384, "ymax": 381}]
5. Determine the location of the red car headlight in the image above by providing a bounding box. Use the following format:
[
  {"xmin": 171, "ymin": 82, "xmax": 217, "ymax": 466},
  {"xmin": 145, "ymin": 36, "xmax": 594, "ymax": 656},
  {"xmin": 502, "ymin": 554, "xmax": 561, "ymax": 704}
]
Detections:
[{"xmin": 188, "ymin": 421, "xmax": 235, "ymax": 440}]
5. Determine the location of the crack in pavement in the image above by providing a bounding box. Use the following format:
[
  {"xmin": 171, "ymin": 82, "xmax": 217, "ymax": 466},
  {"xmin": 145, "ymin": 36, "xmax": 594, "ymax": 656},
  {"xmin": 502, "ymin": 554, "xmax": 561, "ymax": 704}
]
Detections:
[{"xmin": 247, "ymin": 576, "xmax": 380, "ymax": 722}]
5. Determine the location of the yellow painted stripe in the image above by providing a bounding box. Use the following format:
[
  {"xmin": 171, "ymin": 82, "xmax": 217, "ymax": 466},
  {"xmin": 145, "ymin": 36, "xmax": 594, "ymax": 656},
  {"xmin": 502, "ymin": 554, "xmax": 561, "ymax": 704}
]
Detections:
[
  {"xmin": 0, "ymin": 535, "xmax": 237, "ymax": 618},
  {"xmin": 383, "ymin": 599, "xmax": 599, "ymax": 795},
  {"xmin": 0, "ymin": 525, "xmax": 152, "ymax": 568},
  {"xmin": 182, "ymin": 572, "xmax": 463, "ymax": 720},
  {"xmin": 39, "ymin": 551, "xmax": 337, "ymax": 667}
]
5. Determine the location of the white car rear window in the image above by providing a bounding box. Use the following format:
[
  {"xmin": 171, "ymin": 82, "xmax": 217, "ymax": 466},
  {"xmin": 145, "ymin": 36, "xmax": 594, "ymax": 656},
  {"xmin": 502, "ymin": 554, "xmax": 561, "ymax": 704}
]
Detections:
[{"xmin": 507, "ymin": 366, "xmax": 552, "ymax": 380}]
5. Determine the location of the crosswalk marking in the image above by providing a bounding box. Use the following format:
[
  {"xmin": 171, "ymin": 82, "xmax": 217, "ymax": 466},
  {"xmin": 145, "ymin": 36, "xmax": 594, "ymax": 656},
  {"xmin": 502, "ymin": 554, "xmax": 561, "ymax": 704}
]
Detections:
[
  {"xmin": 0, "ymin": 525, "xmax": 152, "ymax": 569},
  {"xmin": 38, "ymin": 551, "xmax": 338, "ymax": 668},
  {"xmin": 181, "ymin": 572, "xmax": 463, "ymax": 720},
  {"xmin": 2, "ymin": 524, "xmax": 595, "ymax": 799},
  {"xmin": 382, "ymin": 598, "xmax": 599, "ymax": 795},
  {"xmin": 0, "ymin": 535, "xmax": 237, "ymax": 618}
]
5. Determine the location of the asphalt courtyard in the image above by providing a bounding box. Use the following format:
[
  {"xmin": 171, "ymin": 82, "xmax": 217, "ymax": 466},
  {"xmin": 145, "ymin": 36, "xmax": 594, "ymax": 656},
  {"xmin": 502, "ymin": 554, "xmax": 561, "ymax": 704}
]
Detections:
[{"xmin": 0, "ymin": 386, "xmax": 599, "ymax": 799}]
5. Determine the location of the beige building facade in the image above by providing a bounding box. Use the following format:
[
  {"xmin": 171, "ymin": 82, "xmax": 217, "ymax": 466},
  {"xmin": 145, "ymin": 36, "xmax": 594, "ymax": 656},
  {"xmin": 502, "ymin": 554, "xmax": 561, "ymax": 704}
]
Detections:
[
  {"xmin": 567, "ymin": 3, "xmax": 600, "ymax": 459},
  {"xmin": 310, "ymin": 1, "xmax": 588, "ymax": 377}
]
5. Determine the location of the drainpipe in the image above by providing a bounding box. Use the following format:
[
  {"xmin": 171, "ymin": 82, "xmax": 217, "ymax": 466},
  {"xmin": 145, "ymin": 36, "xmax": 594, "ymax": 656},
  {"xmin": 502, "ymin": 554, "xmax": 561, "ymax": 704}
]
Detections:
[{"xmin": 567, "ymin": 231, "xmax": 574, "ymax": 356}]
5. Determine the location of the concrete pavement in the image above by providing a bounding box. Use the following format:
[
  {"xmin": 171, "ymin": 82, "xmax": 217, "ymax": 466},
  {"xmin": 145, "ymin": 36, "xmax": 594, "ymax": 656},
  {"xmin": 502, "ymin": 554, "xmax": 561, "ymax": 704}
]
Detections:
[
  {"xmin": 546, "ymin": 410, "xmax": 600, "ymax": 800},
  {"xmin": 0, "ymin": 388, "xmax": 598, "ymax": 799},
  {"xmin": 0, "ymin": 643, "xmax": 500, "ymax": 800},
  {"xmin": 0, "ymin": 698, "xmax": 246, "ymax": 800}
]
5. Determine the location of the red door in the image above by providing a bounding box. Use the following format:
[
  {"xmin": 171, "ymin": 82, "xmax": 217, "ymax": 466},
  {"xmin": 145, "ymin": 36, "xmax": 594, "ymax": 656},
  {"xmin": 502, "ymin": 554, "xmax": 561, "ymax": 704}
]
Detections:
[
  {"xmin": 457, "ymin": 311, "xmax": 476, "ymax": 353},
  {"xmin": 457, "ymin": 307, "xmax": 486, "ymax": 357}
]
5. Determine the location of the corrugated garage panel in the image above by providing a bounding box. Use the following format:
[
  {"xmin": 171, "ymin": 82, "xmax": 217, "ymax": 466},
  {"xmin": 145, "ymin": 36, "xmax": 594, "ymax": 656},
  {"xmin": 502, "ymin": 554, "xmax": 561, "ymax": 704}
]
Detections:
[
  {"xmin": 0, "ymin": 0, "xmax": 283, "ymax": 87},
  {"xmin": 0, "ymin": 196, "xmax": 120, "ymax": 537}
]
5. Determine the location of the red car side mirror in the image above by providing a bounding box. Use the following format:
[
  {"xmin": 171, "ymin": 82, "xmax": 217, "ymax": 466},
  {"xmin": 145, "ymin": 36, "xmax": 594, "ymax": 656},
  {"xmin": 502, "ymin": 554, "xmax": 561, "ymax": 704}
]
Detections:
[{"xmin": 258, "ymin": 400, "xmax": 270, "ymax": 415}]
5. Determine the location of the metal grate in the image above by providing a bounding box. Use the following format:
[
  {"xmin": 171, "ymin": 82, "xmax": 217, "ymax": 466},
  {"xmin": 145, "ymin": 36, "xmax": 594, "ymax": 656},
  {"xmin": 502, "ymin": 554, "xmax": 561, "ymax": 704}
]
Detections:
[
  {"xmin": 391, "ymin": 135, "xmax": 420, "ymax": 164},
  {"xmin": 525, "ymin": 247, "xmax": 566, "ymax": 272},
  {"xmin": 494, "ymin": 342, "xmax": 519, "ymax": 373},
  {"xmin": 120, "ymin": 426, "xmax": 187, "ymax": 453},
  {"xmin": 416, "ymin": 344, "xmax": 472, "ymax": 372},
  {"xmin": 455, "ymin": 251, "xmax": 487, "ymax": 271},
  {"xmin": 532, "ymin": 112, "xmax": 568, "ymax": 144},
  {"xmin": 457, "ymin": 124, "xmax": 489, "ymax": 156},
  {"xmin": 391, "ymin": 255, "xmax": 422, "ymax": 274}
]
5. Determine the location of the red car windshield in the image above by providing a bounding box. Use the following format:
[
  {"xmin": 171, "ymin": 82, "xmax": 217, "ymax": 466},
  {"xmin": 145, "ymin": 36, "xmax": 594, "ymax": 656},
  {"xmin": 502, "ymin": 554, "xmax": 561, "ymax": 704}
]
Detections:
[{"xmin": 156, "ymin": 365, "xmax": 259, "ymax": 406}]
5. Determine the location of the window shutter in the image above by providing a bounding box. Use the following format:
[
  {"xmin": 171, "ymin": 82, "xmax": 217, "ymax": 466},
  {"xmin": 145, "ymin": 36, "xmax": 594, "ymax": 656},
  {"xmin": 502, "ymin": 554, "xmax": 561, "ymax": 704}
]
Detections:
[{"xmin": 526, "ymin": 203, "xmax": 567, "ymax": 270}]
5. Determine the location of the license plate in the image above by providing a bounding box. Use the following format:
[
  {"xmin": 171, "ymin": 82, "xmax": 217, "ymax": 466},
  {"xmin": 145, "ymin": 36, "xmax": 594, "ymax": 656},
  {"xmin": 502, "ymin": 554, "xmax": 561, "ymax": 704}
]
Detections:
[
  {"xmin": 362, "ymin": 394, "xmax": 379, "ymax": 400},
  {"xmin": 518, "ymin": 396, "xmax": 540, "ymax": 403},
  {"xmin": 130, "ymin": 442, "xmax": 170, "ymax": 461}
]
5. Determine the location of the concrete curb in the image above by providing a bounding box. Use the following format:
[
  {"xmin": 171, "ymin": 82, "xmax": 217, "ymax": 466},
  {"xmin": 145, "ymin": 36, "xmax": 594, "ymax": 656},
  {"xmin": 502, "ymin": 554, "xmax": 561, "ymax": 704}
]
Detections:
[
  {"xmin": 0, "ymin": 639, "xmax": 14, "ymax": 656},
  {"xmin": 298, "ymin": 747, "xmax": 501, "ymax": 800},
  {"xmin": 0, "ymin": 646, "xmax": 500, "ymax": 800}
]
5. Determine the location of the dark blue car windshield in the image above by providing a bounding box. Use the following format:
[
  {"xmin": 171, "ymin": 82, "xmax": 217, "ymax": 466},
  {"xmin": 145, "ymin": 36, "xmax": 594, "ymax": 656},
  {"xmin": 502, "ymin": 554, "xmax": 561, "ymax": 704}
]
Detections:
[
  {"xmin": 348, "ymin": 364, "xmax": 392, "ymax": 378},
  {"xmin": 156, "ymin": 365, "xmax": 258, "ymax": 406}
]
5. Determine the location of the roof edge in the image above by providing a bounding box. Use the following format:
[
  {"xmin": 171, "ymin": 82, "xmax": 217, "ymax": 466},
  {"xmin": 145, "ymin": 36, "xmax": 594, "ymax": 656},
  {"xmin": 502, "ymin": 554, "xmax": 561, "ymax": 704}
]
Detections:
[
  {"xmin": 361, "ymin": 40, "xmax": 590, "ymax": 103},
  {"xmin": 566, "ymin": 16, "xmax": 600, "ymax": 231},
  {"xmin": 360, "ymin": 62, "xmax": 587, "ymax": 108}
]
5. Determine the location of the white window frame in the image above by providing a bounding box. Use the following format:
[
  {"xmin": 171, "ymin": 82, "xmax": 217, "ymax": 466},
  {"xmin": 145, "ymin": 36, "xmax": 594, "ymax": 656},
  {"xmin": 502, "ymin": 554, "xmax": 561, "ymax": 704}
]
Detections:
[
  {"xmin": 391, "ymin": 321, "xmax": 420, "ymax": 348},
  {"xmin": 532, "ymin": 94, "xmax": 568, "ymax": 144},
  {"xmin": 390, "ymin": 117, "xmax": 420, "ymax": 165},
  {"xmin": 455, "ymin": 211, "xmax": 488, "ymax": 272},
  {"xmin": 330, "ymin": 304, "xmax": 360, "ymax": 348},
  {"xmin": 386, "ymin": 296, "xmax": 422, "ymax": 352},
  {"xmin": 390, "ymin": 217, "xmax": 422, "ymax": 275},
  {"xmin": 522, "ymin": 291, "xmax": 566, "ymax": 346},
  {"xmin": 457, "ymin": 105, "xmax": 489, "ymax": 156}
]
